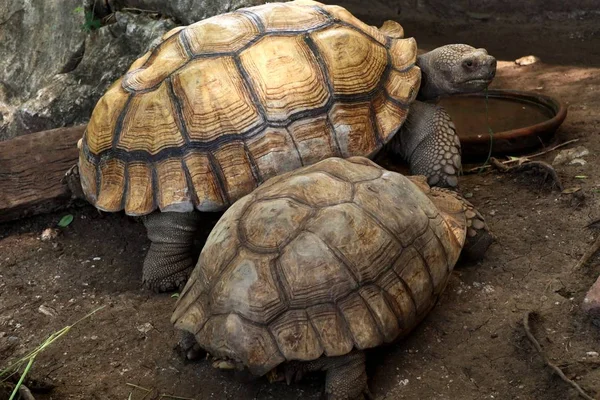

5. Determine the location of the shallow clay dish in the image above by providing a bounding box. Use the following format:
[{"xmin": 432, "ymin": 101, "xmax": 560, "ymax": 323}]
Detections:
[{"xmin": 438, "ymin": 89, "xmax": 567, "ymax": 161}]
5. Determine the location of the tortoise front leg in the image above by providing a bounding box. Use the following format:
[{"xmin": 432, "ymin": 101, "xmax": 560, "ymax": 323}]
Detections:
[
  {"xmin": 142, "ymin": 211, "xmax": 201, "ymax": 292},
  {"xmin": 285, "ymin": 351, "xmax": 373, "ymax": 400},
  {"xmin": 389, "ymin": 100, "xmax": 462, "ymax": 189}
]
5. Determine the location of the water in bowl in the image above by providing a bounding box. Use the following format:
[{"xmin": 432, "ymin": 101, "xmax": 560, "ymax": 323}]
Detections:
[{"xmin": 438, "ymin": 96, "xmax": 554, "ymax": 139}]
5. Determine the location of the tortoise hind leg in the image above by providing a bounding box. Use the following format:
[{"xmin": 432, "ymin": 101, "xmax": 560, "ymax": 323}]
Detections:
[
  {"xmin": 389, "ymin": 100, "xmax": 462, "ymax": 189},
  {"xmin": 285, "ymin": 351, "xmax": 373, "ymax": 400},
  {"xmin": 142, "ymin": 211, "xmax": 202, "ymax": 292}
]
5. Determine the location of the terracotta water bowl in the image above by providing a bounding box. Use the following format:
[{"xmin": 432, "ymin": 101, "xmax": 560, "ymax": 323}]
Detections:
[{"xmin": 438, "ymin": 89, "xmax": 568, "ymax": 161}]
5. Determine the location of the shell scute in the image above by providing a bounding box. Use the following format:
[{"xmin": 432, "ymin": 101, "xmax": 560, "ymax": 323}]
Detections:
[
  {"xmin": 306, "ymin": 304, "xmax": 354, "ymax": 356},
  {"xmin": 287, "ymin": 116, "xmax": 339, "ymax": 166},
  {"xmin": 278, "ymin": 231, "xmax": 356, "ymax": 308},
  {"xmin": 197, "ymin": 314, "xmax": 285, "ymax": 376},
  {"xmin": 269, "ymin": 309, "xmax": 323, "ymax": 361},
  {"xmin": 250, "ymin": 2, "xmax": 330, "ymax": 31},
  {"xmin": 306, "ymin": 203, "xmax": 401, "ymax": 283},
  {"xmin": 171, "ymin": 57, "xmax": 263, "ymax": 141},
  {"xmin": 245, "ymin": 128, "xmax": 303, "ymax": 181},
  {"xmin": 240, "ymin": 198, "xmax": 312, "ymax": 250},
  {"xmin": 123, "ymin": 34, "xmax": 189, "ymax": 92},
  {"xmin": 359, "ymin": 285, "xmax": 400, "ymax": 343},
  {"xmin": 338, "ymin": 293, "xmax": 382, "ymax": 349},
  {"xmin": 239, "ymin": 35, "xmax": 330, "ymax": 122},
  {"xmin": 116, "ymin": 82, "xmax": 184, "ymax": 154},
  {"xmin": 125, "ymin": 162, "xmax": 154, "ymax": 215},
  {"xmin": 210, "ymin": 250, "xmax": 286, "ymax": 324},
  {"xmin": 328, "ymin": 102, "xmax": 380, "ymax": 157},
  {"xmin": 183, "ymin": 13, "xmax": 259, "ymax": 55},
  {"xmin": 311, "ymin": 26, "xmax": 387, "ymax": 95}
]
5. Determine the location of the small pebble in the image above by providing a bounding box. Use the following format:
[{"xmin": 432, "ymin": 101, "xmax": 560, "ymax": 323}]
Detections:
[
  {"xmin": 38, "ymin": 304, "xmax": 58, "ymax": 317},
  {"xmin": 136, "ymin": 322, "xmax": 154, "ymax": 334},
  {"xmin": 41, "ymin": 228, "xmax": 59, "ymax": 241}
]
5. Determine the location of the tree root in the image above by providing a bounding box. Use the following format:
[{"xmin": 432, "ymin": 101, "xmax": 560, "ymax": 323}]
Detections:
[
  {"xmin": 523, "ymin": 311, "xmax": 595, "ymax": 400},
  {"xmin": 490, "ymin": 158, "xmax": 563, "ymax": 191}
]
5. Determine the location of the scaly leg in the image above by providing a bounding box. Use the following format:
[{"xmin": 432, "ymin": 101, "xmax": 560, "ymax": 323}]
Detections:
[
  {"xmin": 389, "ymin": 101, "xmax": 462, "ymax": 189},
  {"xmin": 285, "ymin": 352, "xmax": 372, "ymax": 400},
  {"xmin": 142, "ymin": 211, "xmax": 201, "ymax": 292}
]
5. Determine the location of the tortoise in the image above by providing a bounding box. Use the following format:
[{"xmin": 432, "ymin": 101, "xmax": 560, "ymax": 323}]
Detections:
[
  {"xmin": 74, "ymin": 0, "xmax": 496, "ymax": 291},
  {"xmin": 171, "ymin": 156, "xmax": 493, "ymax": 399}
]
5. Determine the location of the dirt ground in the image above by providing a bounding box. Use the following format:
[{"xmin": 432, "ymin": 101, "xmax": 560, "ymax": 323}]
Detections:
[{"xmin": 2, "ymin": 17, "xmax": 600, "ymax": 400}]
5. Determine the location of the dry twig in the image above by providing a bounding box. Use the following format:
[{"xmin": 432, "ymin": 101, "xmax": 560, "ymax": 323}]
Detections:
[
  {"xmin": 523, "ymin": 311, "xmax": 595, "ymax": 400},
  {"xmin": 464, "ymin": 138, "xmax": 580, "ymax": 174},
  {"xmin": 488, "ymin": 158, "xmax": 563, "ymax": 191},
  {"xmin": 572, "ymin": 235, "xmax": 600, "ymax": 271}
]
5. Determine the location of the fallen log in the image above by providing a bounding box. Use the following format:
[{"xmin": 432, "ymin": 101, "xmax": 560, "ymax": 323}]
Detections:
[{"xmin": 0, "ymin": 125, "xmax": 85, "ymax": 223}]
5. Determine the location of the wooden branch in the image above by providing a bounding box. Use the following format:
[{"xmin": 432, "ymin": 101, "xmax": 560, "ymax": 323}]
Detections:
[
  {"xmin": 0, "ymin": 125, "xmax": 85, "ymax": 223},
  {"xmin": 523, "ymin": 312, "xmax": 595, "ymax": 400}
]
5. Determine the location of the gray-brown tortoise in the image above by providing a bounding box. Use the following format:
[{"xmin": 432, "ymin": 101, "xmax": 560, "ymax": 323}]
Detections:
[{"xmin": 171, "ymin": 156, "xmax": 492, "ymax": 399}]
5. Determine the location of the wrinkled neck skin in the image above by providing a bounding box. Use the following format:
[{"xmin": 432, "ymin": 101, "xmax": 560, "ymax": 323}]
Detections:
[{"xmin": 416, "ymin": 53, "xmax": 443, "ymax": 101}]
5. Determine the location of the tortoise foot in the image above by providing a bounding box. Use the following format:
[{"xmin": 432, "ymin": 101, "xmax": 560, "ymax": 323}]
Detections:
[
  {"xmin": 142, "ymin": 211, "xmax": 202, "ymax": 293},
  {"xmin": 177, "ymin": 331, "xmax": 205, "ymax": 361}
]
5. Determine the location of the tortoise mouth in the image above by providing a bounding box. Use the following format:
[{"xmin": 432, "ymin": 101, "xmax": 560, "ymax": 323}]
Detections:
[{"xmin": 461, "ymin": 78, "xmax": 492, "ymax": 86}]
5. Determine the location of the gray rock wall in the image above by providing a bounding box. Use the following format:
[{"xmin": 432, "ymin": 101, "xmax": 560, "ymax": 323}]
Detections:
[{"xmin": 0, "ymin": 0, "xmax": 263, "ymax": 140}]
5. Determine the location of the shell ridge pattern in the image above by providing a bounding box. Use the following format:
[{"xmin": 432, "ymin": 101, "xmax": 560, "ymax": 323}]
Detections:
[
  {"xmin": 356, "ymin": 287, "xmax": 390, "ymax": 340},
  {"xmin": 302, "ymin": 223, "xmax": 361, "ymax": 286},
  {"xmin": 235, "ymin": 9, "xmax": 266, "ymax": 33},
  {"xmin": 407, "ymin": 227, "xmax": 438, "ymax": 297},
  {"xmin": 181, "ymin": 158, "xmax": 200, "ymax": 206},
  {"xmin": 392, "ymin": 271, "xmax": 419, "ymax": 315},
  {"xmin": 324, "ymin": 115, "xmax": 344, "ymax": 156},
  {"xmin": 232, "ymin": 55, "xmax": 269, "ymax": 124},
  {"xmin": 206, "ymin": 152, "xmax": 231, "ymax": 205},
  {"xmin": 368, "ymin": 103, "xmax": 385, "ymax": 147},
  {"xmin": 110, "ymin": 94, "xmax": 134, "ymax": 151},
  {"xmin": 165, "ymin": 77, "xmax": 192, "ymax": 145},
  {"xmin": 241, "ymin": 141, "xmax": 262, "ymax": 183},
  {"xmin": 302, "ymin": 33, "xmax": 335, "ymax": 95},
  {"xmin": 239, "ymin": 204, "xmax": 318, "ymax": 254},
  {"xmin": 178, "ymin": 29, "xmax": 195, "ymax": 58},
  {"xmin": 118, "ymin": 162, "xmax": 130, "ymax": 210}
]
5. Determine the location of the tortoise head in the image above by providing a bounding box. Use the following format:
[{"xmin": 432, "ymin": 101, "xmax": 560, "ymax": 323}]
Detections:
[{"xmin": 416, "ymin": 44, "xmax": 497, "ymax": 101}]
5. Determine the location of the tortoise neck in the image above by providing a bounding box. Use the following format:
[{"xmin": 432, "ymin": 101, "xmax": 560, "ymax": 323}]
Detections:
[{"xmin": 416, "ymin": 53, "xmax": 441, "ymax": 101}]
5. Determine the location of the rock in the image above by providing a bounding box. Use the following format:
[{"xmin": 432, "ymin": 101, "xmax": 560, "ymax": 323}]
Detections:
[
  {"xmin": 3, "ymin": 12, "xmax": 176, "ymax": 139},
  {"xmin": 0, "ymin": 0, "xmax": 86, "ymax": 105},
  {"xmin": 136, "ymin": 322, "xmax": 154, "ymax": 334},
  {"xmin": 552, "ymin": 146, "xmax": 590, "ymax": 166},
  {"xmin": 108, "ymin": 0, "xmax": 268, "ymax": 25},
  {"xmin": 41, "ymin": 228, "xmax": 59, "ymax": 241},
  {"xmin": 569, "ymin": 158, "xmax": 587, "ymax": 166},
  {"xmin": 38, "ymin": 304, "xmax": 58, "ymax": 317},
  {"xmin": 515, "ymin": 55, "xmax": 540, "ymax": 66}
]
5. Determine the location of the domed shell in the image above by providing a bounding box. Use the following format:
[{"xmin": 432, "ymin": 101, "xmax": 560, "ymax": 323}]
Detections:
[
  {"xmin": 171, "ymin": 157, "xmax": 466, "ymax": 376},
  {"xmin": 78, "ymin": 0, "xmax": 421, "ymax": 216}
]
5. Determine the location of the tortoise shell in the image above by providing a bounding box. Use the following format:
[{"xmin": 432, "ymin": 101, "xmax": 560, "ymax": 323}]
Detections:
[
  {"xmin": 78, "ymin": 0, "xmax": 421, "ymax": 216},
  {"xmin": 171, "ymin": 156, "xmax": 466, "ymax": 376}
]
